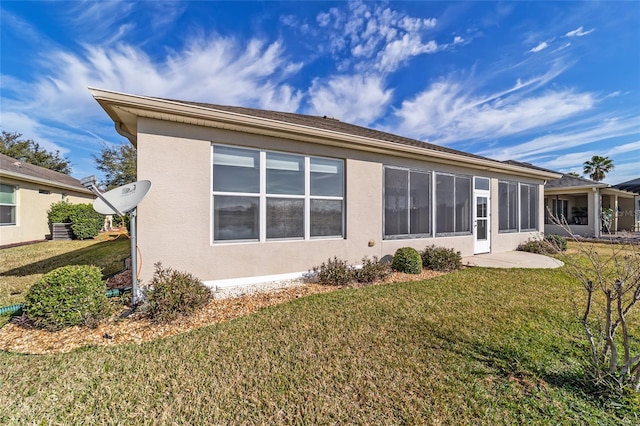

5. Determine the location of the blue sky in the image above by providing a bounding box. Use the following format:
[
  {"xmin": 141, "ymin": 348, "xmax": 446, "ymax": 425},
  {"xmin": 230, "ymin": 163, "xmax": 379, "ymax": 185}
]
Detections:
[{"xmin": 1, "ymin": 1, "xmax": 639, "ymax": 184}]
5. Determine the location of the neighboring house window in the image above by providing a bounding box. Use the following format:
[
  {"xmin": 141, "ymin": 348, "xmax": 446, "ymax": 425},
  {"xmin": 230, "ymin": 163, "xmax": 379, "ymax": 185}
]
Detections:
[
  {"xmin": 0, "ymin": 184, "xmax": 16, "ymax": 226},
  {"xmin": 435, "ymin": 173, "xmax": 471, "ymax": 236},
  {"xmin": 520, "ymin": 184, "xmax": 538, "ymax": 231},
  {"xmin": 551, "ymin": 199, "xmax": 568, "ymax": 223},
  {"xmin": 499, "ymin": 181, "xmax": 538, "ymax": 232},
  {"xmin": 212, "ymin": 145, "xmax": 344, "ymax": 242},
  {"xmin": 383, "ymin": 167, "xmax": 431, "ymax": 238}
]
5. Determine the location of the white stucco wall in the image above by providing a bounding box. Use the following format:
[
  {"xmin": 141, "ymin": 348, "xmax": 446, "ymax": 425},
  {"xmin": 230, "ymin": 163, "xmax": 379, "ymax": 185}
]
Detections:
[{"xmin": 135, "ymin": 117, "xmax": 546, "ymax": 286}]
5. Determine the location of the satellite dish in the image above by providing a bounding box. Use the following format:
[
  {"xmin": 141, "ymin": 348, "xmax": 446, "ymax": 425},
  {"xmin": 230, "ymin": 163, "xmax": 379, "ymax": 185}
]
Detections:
[{"xmin": 93, "ymin": 180, "xmax": 151, "ymax": 215}]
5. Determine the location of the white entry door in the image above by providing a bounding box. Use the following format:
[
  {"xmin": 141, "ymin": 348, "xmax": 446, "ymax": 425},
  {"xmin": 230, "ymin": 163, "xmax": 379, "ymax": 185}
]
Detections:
[{"xmin": 474, "ymin": 180, "xmax": 491, "ymax": 254}]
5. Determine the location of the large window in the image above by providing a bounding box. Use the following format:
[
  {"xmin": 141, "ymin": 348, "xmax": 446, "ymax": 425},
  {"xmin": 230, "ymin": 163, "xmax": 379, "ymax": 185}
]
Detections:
[
  {"xmin": 498, "ymin": 181, "xmax": 538, "ymax": 232},
  {"xmin": 0, "ymin": 184, "xmax": 16, "ymax": 226},
  {"xmin": 384, "ymin": 167, "xmax": 431, "ymax": 238},
  {"xmin": 212, "ymin": 145, "xmax": 344, "ymax": 242},
  {"xmin": 435, "ymin": 173, "xmax": 471, "ymax": 236}
]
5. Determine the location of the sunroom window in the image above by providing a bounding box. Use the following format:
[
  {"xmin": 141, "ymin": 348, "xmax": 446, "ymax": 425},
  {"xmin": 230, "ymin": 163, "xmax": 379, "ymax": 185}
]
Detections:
[{"xmin": 212, "ymin": 145, "xmax": 344, "ymax": 242}]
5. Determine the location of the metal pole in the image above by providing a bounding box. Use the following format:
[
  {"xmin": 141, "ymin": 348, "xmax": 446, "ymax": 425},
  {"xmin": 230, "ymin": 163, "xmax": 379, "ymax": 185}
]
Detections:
[{"xmin": 130, "ymin": 208, "xmax": 139, "ymax": 305}]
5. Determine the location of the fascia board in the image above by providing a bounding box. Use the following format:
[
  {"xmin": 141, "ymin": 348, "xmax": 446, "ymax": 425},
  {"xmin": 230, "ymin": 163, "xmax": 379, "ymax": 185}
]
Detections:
[{"xmin": 90, "ymin": 87, "xmax": 562, "ymax": 181}]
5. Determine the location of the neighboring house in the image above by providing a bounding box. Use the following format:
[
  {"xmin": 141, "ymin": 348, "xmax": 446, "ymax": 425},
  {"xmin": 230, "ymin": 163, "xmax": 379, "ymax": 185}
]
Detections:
[
  {"xmin": 91, "ymin": 87, "xmax": 561, "ymax": 288},
  {"xmin": 0, "ymin": 153, "xmax": 95, "ymax": 246},
  {"xmin": 543, "ymin": 174, "xmax": 639, "ymax": 237}
]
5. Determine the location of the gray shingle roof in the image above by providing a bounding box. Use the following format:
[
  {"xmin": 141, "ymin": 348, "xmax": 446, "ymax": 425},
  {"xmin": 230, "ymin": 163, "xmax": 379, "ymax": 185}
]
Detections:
[
  {"xmin": 166, "ymin": 98, "xmax": 497, "ymax": 164},
  {"xmin": 0, "ymin": 153, "xmax": 88, "ymax": 191},
  {"xmin": 614, "ymin": 177, "xmax": 640, "ymax": 194},
  {"xmin": 545, "ymin": 173, "xmax": 607, "ymax": 189}
]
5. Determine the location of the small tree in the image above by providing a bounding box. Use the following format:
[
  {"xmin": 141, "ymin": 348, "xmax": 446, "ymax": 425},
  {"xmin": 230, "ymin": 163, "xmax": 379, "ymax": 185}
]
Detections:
[{"xmin": 549, "ymin": 213, "xmax": 640, "ymax": 392}]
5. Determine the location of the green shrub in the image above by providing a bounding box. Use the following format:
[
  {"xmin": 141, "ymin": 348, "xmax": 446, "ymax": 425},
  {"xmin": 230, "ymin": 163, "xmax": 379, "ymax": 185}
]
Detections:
[
  {"xmin": 48, "ymin": 201, "xmax": 74, "ymax": 224},
  {"xmin": 421, "ymin": 245, "xmax": 463, "ymax": 271},
  {"xmin": 143, "ymin": 263, "xmax": 212, "ymax": 322},
  {"xmin": 69, "ymin": 204, "xmax": 104, "ymax": 240},
  {"xmin": 518, "ymin": 235, "xmax": 568, "ymax": 254},
  {"xmin": 311, "ymin": 256, "xmax": 354, "ymax": 286},
  {"xmin": 391, "ymin": 247, "xmax": 422, "ymax": 274},
  {"xmin": 544, "ymin": 234, "xmax": 568, "ymax": 252},
  {"xmin": 354, "ymin": 256, "xmax": 391, "ymax": 284},
  {"xmin": 517, "ymin": 239, "xmax": 545, "ymax": 254},
  {"xmin": 24, "ymin": 265, "xmax": 108, "ymax": 331}
]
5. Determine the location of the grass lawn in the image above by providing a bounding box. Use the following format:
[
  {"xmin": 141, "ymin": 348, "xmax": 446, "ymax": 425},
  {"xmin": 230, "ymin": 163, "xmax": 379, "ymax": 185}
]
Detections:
[
  {"xmin": 0, "ymin": 234, "xmax": 130, "ymax": 307},
  {"xmin": 0, "ymin": 253, "xmax": 638, "ymax": 423}
]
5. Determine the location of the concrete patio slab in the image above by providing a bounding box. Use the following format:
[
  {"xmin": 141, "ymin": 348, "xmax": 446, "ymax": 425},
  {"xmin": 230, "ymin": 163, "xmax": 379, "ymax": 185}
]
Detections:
[{"xmin": 462, "ymin": 251, "xmax": 564, "ymax": 269}]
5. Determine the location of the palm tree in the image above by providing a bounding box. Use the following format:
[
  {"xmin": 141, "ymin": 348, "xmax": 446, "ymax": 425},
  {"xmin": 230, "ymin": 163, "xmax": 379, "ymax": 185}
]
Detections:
[{"xmin": 583, "ymin": 156, "xmax": 614, "ymax": 182}]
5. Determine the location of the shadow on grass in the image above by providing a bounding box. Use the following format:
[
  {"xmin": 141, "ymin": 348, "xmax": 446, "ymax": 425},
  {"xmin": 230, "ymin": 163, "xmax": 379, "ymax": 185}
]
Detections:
[
  {"xmin": 467, "ymin": 340, "xmax": 639, "ymax": 417},
  {"xmin": 1, "ymin": 235, "xmax": 131, "ymax": 279}
]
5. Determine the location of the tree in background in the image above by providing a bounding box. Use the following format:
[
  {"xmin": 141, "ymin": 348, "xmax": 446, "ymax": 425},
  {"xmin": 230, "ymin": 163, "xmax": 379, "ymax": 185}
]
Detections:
[
  {"xmin": 93, "ymin": 143, "xmax": 136, "ymax": 190},
  {"xmin": 583, "ymin": 156, "xmax": 614, "ymax": 182},
  {"xmin": 567, "ymin": 172, "xmax": 582, "ymax": 177},
  {"xmin": 0, "ymin": 131, "xmax": 72, "ymax": 174}
]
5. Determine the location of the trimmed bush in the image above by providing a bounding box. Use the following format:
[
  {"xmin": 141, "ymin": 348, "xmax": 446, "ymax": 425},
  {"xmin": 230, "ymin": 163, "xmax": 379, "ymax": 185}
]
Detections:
[
  {"xmin": 143, "ymin": 263, "xmax": 212, "ymax": 322},
  {"xmin": 24, "ymin": 265, "xmax": 108, "ymax": 331},
  {"xmin": 69, "ymin": 204, "xmax": 104, "ymax": 240},
  {"xmin": 48, "ymin": 201, "xmax": 74, "ymax": 224},
  {"xmin": 421, "ymin": 245, "xmax": 462, "ymax": 272},
  {"xmin": 48, "ymin": 201, "xmax": 105, "ymax": 240},
  {"xmin": 311, "ymin": 256, "xmax": 353, "ymax": 286},
  {"xmin": 354, "ymin": 256, "xmax": 391, "ymax": 284},
  {"xmin": 391, "ymin": 247, "xmax": 422, "ymax": 274}
]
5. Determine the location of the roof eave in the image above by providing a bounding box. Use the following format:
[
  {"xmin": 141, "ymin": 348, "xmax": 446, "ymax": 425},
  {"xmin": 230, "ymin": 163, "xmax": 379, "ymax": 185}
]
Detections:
[
  {"xmin": 89, "ymin": 87, "xmax": 562, "ymax": 180},
  {"xmin": 0, "ymin": 170, "xmax": 94, "ymax": 195}
]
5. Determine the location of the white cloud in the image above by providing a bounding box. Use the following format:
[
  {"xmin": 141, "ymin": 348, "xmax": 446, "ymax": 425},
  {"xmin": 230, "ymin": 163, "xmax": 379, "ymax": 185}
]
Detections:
[
  {"xmin": 529, "ymin": 41, "xmax": 549, "ymax": 53},
  {"xmin": 315, "ymin": 0, "xmax": 439, "ymax": 73},
  {"xmin": 392, "ymin": 66, "xmax": 592, "ymax": 145},
  {"xmin": 453, "ymin": 36, "xmax": 464, "ymax": 44},
  {"xmin": 565, "ymin": 26, "xmax": 595, "ymax": 37},
  {"xmin": 2, "ymin": 36, "xmax": 305, "ymax": 133},
  {"xmin": 306, "ymin": 74, "xmax": 393, "ymax": 125}
]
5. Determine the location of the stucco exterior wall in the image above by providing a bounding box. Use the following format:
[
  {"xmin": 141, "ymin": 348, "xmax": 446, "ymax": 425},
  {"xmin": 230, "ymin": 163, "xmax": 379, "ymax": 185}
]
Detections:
[
  {"xmin": 0, "ymin": 177, "xmax": 94, "ymax": 246},
  {"xmin": 136, "ymin": 117, "xmax": 546, "ymax": 286}
]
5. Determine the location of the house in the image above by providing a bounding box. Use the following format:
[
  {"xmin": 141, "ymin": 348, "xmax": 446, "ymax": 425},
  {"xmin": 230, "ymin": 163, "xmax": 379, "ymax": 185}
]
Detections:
[
  {"xmin": 90, "ymin": 87, "xmax": 561, "ymax": 288},
  {"xmin": 544, "ymin": 174, "xmax": 640, "ymax": 237},
  {"xmin": 0, "ymin": 153, "xmax": 95, "ymax": 247}
]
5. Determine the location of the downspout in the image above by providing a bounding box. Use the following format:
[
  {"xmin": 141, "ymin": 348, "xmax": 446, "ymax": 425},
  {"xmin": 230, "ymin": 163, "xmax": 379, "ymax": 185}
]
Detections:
[{"xmin": 114, "ymin": 121, "xmax": 137, "ymax": 145}]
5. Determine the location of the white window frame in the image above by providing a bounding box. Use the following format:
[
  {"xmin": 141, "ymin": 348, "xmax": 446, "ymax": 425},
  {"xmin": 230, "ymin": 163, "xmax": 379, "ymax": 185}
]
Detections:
[
  {"xmin": 435, "ymin": 172, "xmax": 472, "ymax": 237},
  {"xmin": 212, "ymin": 145, "xmax": 345, "ymax": 243},
  {"xmin": 498, "ymin": 181, "xmax": 539, "ymax": 233},
  {"xmin": 0, "ymin": 184, "xmax": 17, "ymax": 226}
]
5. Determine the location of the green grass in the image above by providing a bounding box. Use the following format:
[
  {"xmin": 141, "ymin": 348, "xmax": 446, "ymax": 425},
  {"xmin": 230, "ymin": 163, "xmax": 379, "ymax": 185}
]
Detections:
[
  {"xmin": 0, "ymin": 235, "xmax": 130, "ymax": 307},
  {"xmin": 1, "ymin": 264, "xmax": 638, "ymax": 423}
]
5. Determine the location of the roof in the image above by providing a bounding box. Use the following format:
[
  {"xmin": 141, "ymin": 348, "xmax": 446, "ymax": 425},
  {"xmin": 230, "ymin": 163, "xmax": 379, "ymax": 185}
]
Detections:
[
  {"xmin": 90, "ymin": 87, "xmax": 562, "ymax": 180},
  {"xmin": 545, "ymin": 174, "xmax": 608, "ymax": 190},
  {"xmin": 0, "ymin": 153, "xmax": 93, "ymax": 194},
  {"xmin": 501, "ymin": 160, "xmax": 559, "ymax": 175},
  {"xmin": 614, "ymin": 177, "xmax": 640, "ymax": 195}
]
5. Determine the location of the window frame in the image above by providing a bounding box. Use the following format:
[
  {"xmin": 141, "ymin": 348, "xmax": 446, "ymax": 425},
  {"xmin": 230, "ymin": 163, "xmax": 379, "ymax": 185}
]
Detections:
[
  {"xmin": 0, "ymin": 184, "xmax": 17, "ymax": 226},
  {"xmin": 383, "ymin": 166, "xmax": 432, "ymax": 239},
  {"xmin": 498, "ymin": 180, "xmax": 539, "ymax": 233},
  {"xmin": 435, "ymin": 172, "xmax": 472, "ymax": 237},
  {"xmin": 212, "ymin": 144, "xmax": 344, "ymax": 243}
]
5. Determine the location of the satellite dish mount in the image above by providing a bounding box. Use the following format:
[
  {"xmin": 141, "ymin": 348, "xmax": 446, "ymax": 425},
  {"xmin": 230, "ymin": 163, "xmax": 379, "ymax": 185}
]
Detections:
[{"xmin": 81, "ymin": 176, "xmax": 151, "ymax": 305}]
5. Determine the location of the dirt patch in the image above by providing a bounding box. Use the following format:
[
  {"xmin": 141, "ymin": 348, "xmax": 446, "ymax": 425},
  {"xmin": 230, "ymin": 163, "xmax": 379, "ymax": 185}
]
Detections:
[{"xmin": 0, "ymin": 270, "xmax": 445, "ymax": 355}]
